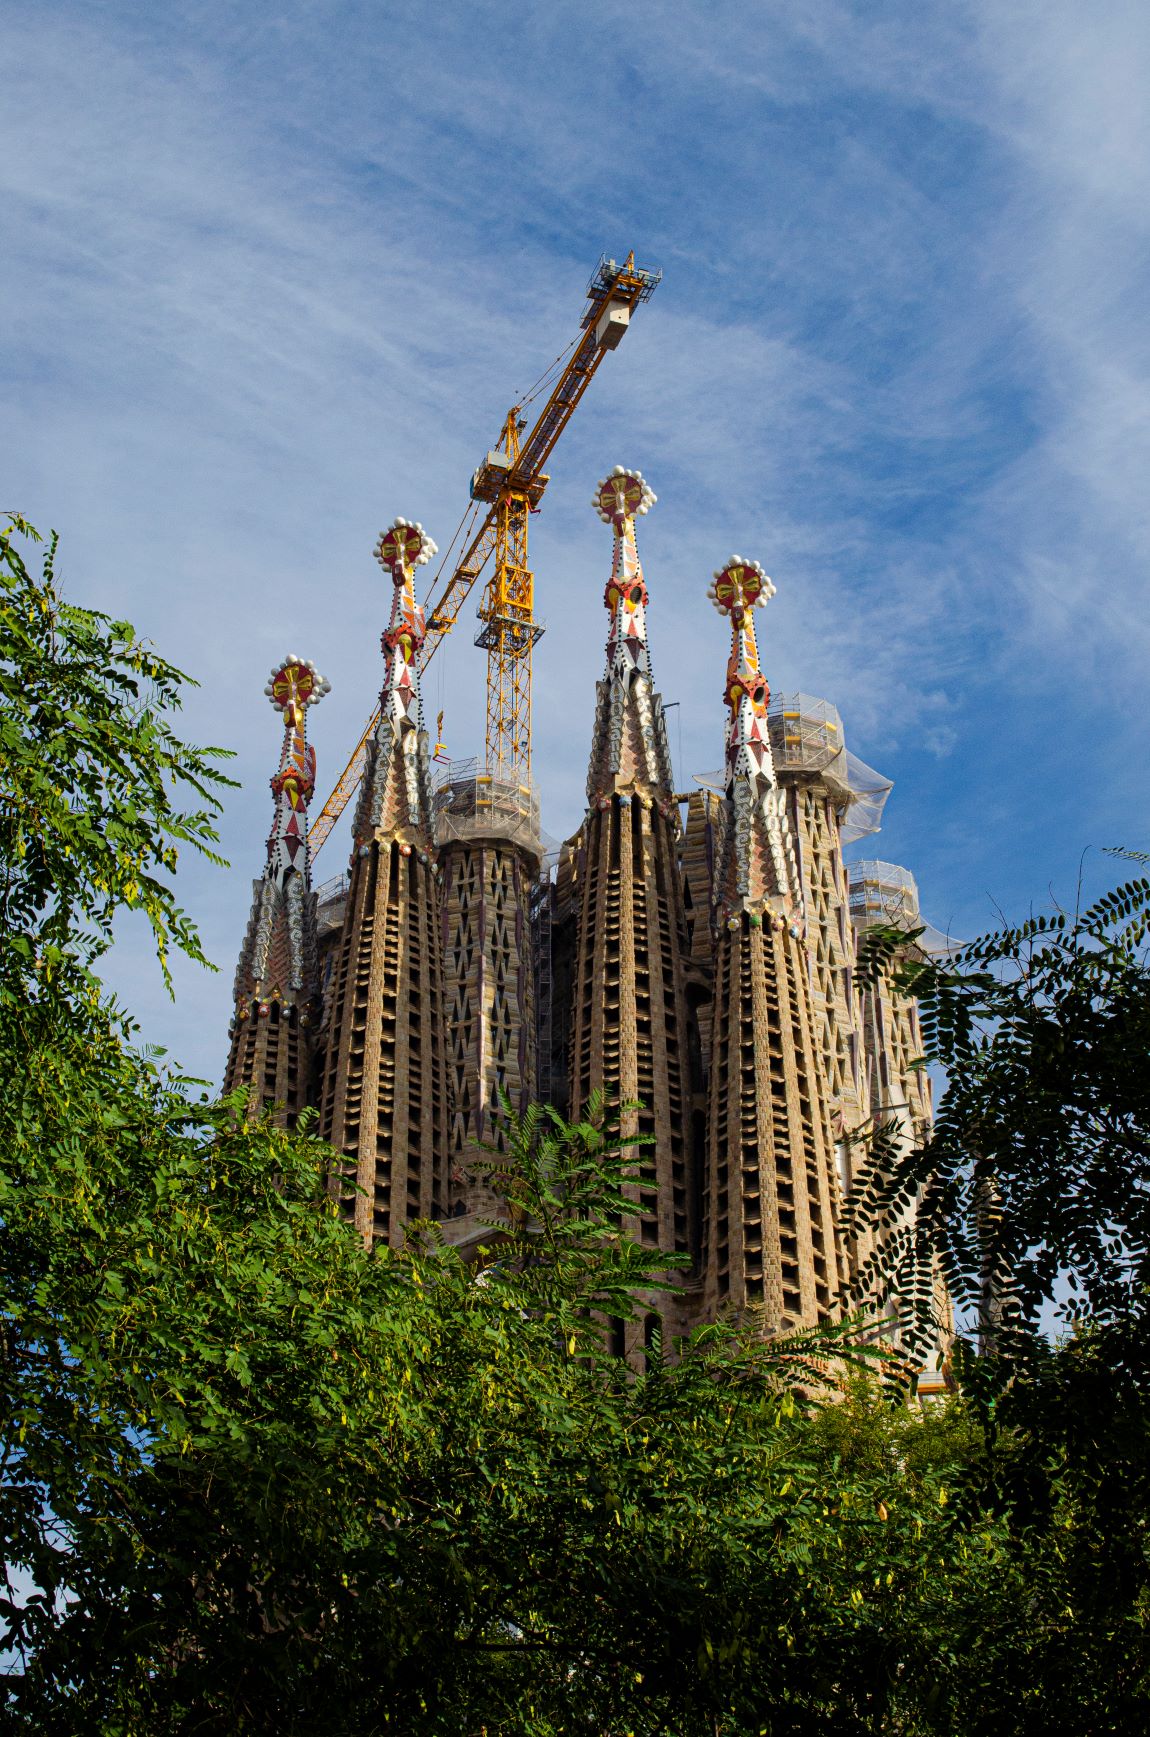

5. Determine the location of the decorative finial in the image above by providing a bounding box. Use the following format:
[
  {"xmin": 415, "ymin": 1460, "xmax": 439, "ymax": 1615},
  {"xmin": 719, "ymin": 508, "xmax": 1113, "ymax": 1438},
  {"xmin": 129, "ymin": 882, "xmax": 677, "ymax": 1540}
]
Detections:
[
  {"xmin": 592, "ymin": 466, "xmax": 656, "ymax": 531},
  {"xmin": 264, "ymin": 656, "xmax": 331, "ymax": 727},
  {"xmin": 707, "ymin": 556, "xmax": 775, "ymax": 621},
  {"xmin": 374, "ymin": 517, "xmax": 439, "ymax": 583}
]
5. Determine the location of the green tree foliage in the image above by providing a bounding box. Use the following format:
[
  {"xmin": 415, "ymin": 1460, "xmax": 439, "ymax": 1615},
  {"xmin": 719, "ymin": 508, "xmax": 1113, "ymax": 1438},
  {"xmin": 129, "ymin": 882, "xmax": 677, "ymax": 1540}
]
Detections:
[
  {"xmin": 849, "ymin": 881, "xmax": 1150, "ymax": 1353},
  {"xmin": 847, "ymin": 882, "xmax": 1150, "ymax": 1729},
  {"xmin": 0, "ymin": 514, "xmax": 231, "ymax": 989},
  {"xmin": 1, "ymin": 516, "xmax": 1147, "ymax": 1732}
]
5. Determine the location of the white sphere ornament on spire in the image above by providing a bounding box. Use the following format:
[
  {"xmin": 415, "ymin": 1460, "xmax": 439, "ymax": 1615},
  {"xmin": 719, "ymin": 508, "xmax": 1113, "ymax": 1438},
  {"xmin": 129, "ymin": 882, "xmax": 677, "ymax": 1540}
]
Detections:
[
  {"xmin": 267, "ymin": 655, "xmax": 331, "ymax": 717},
  {"xmin": 593, "ymin": 466, "xmax": 656, "ymax": 530},
  {"xmin": 707, "ymin": 555, "xmax": 775, "ymax": 619},
  {"xmin": 375, "ymin": 517, "xmax": 439, "ymax": 580}
]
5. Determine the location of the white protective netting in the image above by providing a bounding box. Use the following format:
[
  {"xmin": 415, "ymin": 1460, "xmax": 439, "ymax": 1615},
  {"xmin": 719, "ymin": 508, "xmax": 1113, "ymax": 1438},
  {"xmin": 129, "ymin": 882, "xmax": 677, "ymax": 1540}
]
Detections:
[
  {"xmin": 847, "ymin": 859, "xmax": 954, "ymax": 954},
  {"xmin": 692, "ymin": 693, "xmax": 892, "ymax": 844},
  {"xmin": 767, "ymin": 692, "xmax": 893, "ymax": 845},
  {"xmin": 314, "ymin": 871, "xmax": 349, "ymax": 937},
  {"xmin": 432, "ymin": 757, "xmax": 543, "ymax": 860}
]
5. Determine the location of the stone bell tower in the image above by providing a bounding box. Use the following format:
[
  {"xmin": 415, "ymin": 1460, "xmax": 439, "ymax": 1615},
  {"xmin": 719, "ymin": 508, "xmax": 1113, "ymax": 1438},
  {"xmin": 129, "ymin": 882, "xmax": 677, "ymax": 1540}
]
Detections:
[
  {"xmin": 566, "ymin": 468, "xmax": 699, "ymax": 1333},
  {"xmin": 225, "ymin": 654, "xmax": 330, "ymax": 1125},
  {"xmin": 317, "ymin": 519, "xmax": 451, "ymax": 1243},
  {"xmin": 702, "ymin": 556, "xmax": 843, "ymax": 1330}
]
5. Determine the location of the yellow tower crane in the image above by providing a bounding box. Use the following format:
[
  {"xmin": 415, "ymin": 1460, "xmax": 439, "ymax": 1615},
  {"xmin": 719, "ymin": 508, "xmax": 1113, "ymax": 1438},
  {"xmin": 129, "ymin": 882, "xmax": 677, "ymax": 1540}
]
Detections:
[{"xmin": 309, "ymin": 251, "xmax": 661, "ymax": 858}]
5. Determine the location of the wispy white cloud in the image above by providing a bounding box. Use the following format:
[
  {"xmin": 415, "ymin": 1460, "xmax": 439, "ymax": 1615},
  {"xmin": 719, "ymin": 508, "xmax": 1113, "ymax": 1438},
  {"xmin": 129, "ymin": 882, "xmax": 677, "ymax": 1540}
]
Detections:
[{"xmin": 4, "ymin": 0, "xmax": 1149, "ymax": 1074}]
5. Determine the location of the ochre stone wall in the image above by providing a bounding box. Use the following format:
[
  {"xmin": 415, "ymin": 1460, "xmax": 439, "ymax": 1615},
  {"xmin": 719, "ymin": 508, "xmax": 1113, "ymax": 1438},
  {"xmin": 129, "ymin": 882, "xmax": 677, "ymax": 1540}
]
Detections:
[
  {"xmin": 703, "ymin": 914, "xmax": 842, "ymax": 1330},
  {"xmin": 440, "ymin": 839, "xmax": 536, "ymax": 1216},
  {"xmin": 318, "ymin": 838, "xmax": 449, "ymax": 1243},
  {"xmin": 568, "ymin": 794, "xmax": 696, "ymax": 1334}
]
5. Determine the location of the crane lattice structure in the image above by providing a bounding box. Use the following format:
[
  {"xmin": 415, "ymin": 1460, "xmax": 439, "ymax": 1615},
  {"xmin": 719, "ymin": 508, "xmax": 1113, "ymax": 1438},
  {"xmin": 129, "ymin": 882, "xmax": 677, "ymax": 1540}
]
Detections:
[{"xmin": 310, "ymin": 251, "xmax": 661, "ymax": 859}]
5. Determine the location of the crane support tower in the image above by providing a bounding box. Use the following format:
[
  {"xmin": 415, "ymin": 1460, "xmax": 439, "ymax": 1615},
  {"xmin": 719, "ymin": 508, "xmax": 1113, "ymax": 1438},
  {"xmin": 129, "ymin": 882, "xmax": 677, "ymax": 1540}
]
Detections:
[{"xmin": 309, "ymin": 251, "xmax": 661, "ymax": 859}]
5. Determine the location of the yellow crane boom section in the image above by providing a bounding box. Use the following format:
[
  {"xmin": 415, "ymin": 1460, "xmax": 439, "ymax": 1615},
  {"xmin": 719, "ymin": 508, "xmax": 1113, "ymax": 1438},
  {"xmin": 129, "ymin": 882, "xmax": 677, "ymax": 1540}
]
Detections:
[{"xmin": 310, "ymin": 251, "xmax": 661, "ymax": 859}]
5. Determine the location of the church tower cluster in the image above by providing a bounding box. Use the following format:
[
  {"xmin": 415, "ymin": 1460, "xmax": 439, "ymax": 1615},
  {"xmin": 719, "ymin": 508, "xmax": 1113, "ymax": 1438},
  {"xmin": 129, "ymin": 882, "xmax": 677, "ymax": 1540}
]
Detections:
[{"xmin": 225, "ymin": 468, "xmax": 944, "ymax": 1350}]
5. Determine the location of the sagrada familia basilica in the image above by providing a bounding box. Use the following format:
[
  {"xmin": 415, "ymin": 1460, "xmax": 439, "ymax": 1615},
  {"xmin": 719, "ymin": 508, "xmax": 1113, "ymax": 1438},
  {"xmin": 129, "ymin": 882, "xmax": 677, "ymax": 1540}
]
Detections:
[{"xmin": 224, "ymin": 469, "xmax": 942, "ymax": 1359}]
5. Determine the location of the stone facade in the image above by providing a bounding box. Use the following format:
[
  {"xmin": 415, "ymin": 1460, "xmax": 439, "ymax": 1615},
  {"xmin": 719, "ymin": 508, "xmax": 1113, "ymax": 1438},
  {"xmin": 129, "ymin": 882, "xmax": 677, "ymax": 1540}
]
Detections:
[
  {"xmin": 701, "ymin": 557, "xmax": 844, "ymax": 1330},
  {"xmin": 439, "ymin": 830, "xmax": 538, "ymax": 1214}
]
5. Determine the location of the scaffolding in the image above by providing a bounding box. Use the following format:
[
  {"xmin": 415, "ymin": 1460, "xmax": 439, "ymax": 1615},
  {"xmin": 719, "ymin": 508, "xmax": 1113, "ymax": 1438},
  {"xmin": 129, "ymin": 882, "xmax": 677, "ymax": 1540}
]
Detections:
[
  {"xmin": 431, "ymin": 756, "xmax": 543, "ymax": 862},
  {"xmin": 314, "ymin": 872, "xmax": 349, "ymax": 938},
  {"xmin": 847, "ymin": 860, "xmax": 921, "ymax": 928},
  {"xmin": 767, "ymin": 692, "xmax": 893, "ymax": 844},
  {"xmin": 847, "ymin": 860, "xmax": 953, "ymax": 954},
  {"xmin": 693, "ymin": 694, "xmax": 892, "ymax": 844},
  {"xmin": 768, "ymin": 692, "xmax": 847, "ymax": 778}
]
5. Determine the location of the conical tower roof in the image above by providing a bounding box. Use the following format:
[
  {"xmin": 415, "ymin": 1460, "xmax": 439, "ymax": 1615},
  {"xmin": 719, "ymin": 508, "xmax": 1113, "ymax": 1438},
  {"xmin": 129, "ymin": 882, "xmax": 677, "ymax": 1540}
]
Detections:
[
  {"xmin": 318, "ymin": 515, "xmax": 451, "ymax": 1243},
  {"xmin": 354, "ymin": 517, "xmax": 439, "ymax": 846},
  {"xmin": 232, "ymin": 654, "xmax": 330, "ymax": 1007},
  {"xmin": 585, "ymin": 467, "xmax": 675, "ymax": 803},
  {"xmin": 708, "ymin": 556, "xmax": 802, "ymax": 924},
  {"xmin": 225, "ymin": 653, "xmax": 330, "ymax": 1121}
]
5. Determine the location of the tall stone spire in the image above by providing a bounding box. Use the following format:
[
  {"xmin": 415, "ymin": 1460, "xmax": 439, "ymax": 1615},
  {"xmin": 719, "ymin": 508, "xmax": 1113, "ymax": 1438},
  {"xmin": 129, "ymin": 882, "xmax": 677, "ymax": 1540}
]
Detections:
[
  {"xmin": 568, "ymin": 469, "xmax": 699, "ymax": 1342},
  {"xmin": 702, "ymin": 557, "xmax": 843, "ymax": 1331},
  {"xmin": 225, "ymin": 654, "xmax": 330, "ymax": 1124},
  {"xmin": 317, "ymin": 519, "xmax": 451, "ymax": 1244},
  {"xmin": 584, "ymin": 466, "xmax": 672, "ymax": 798},
  {"xmin": 356, "ymin": 518, "xmax": 438, "ymax": 843}
]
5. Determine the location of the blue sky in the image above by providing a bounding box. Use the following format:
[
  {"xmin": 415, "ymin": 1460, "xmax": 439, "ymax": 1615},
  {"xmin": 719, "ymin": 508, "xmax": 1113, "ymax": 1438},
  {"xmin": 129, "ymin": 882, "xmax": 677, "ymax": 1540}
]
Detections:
[{"xmin": 5, "ymin": 0, "xmax": 1150, "ymax": 1084}]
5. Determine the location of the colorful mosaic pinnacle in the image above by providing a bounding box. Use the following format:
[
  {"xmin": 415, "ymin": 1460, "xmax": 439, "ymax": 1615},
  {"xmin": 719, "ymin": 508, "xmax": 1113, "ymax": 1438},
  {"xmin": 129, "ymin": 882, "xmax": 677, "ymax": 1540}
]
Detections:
[
  {"xmin": 223, "ymin": 652, "xmax": 330, "ymax": 1111},
  {"xmin": 595, "ymin": 467, "xmax": 657, "ymax": 685},
  {"xmin": 708, "ymin": 557, "xmax": 800, "ymax": 922},
  {"xmin": 586, "ymin": 468, "xmax": 673, "ymax": 802},
  {"xmin": 375, "ymin": 517, "xmax": 438, "ymax": 729},
  {"xmin": 359, "ymin": 518, "xmax": 440, "ymax": 842},
  {"xmin": 263, "ymin": 655, "xmax": 330, "ymax": 883},
  {"xmin": 569, "ymin": 466, "xmax": 696, "ymax": 1310}
]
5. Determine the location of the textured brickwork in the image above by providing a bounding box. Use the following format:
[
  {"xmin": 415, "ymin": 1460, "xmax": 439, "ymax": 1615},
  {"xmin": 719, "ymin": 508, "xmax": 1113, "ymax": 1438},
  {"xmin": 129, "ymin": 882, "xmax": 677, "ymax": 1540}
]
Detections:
[
  {"xmin": 316, "ymin": 519, "xmax": 451, "ymax": 1246},
  {"xmin": 440, "ymin": 837, "xmax": 536, "ymax": 1213},
  {"xmin": 857, "ymin": 953, "xmax": 932, "ymax": 1148},
  {"xmin": 780, "ymin": 778, "xmax": 866, "ymax": 1143},
  {"xmin": 568, "ymin": 795, "xmax": 695, "ymax": 1275},
  {"xmin": 224, "ymin": 880, "xmax": 319, "ymax": 1127},
  {"xmin": 847, "ymin": 864, "xmax": 935, "ymax": 1151},
  {"xmin": 567, "ymin": 474, "xmax": 698, "ymax": 1339},
  {"xmin": 679, "ymin": 789, "xmax": 724, "ymax": 1075},
  {"xmin": 703, "ymin": 914, "xmax": 841, "ymax": 1326},
  {"xmin": 702, "ymin": 559, "xmax": 845, "ymax": 1330},
  {"xmin": 845, "ymin": 862, "xmax": 950, "ymax": 1371},
  {"xmin": 319, "ymin": 835, "xmax": 448, "ymax": 1241}
]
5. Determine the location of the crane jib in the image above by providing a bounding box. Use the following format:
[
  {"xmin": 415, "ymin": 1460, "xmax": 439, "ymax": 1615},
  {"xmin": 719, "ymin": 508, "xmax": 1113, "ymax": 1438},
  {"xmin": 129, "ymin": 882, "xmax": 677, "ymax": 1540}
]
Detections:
[{"xmin": 308, "ymin": 250, "xmax": 661, "ymax": 858}]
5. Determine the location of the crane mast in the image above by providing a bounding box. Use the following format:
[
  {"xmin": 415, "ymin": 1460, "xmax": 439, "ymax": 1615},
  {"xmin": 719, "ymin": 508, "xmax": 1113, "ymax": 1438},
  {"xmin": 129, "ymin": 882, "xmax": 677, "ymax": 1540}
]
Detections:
[{"xmin": 309, "ymin": 251, "xmax": 660, "ymax": 858}]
